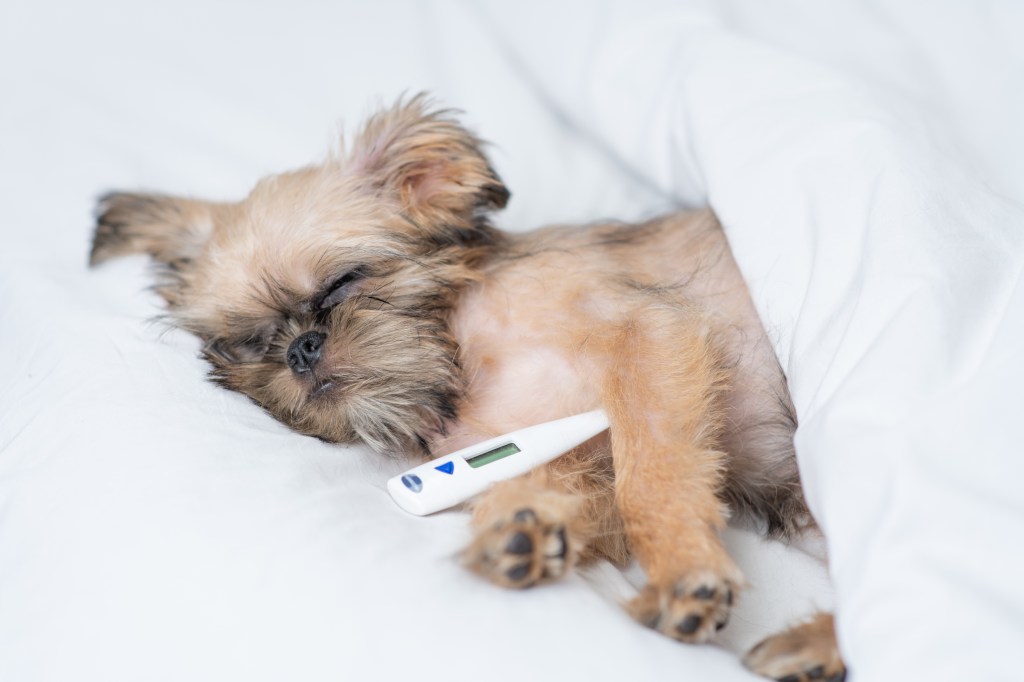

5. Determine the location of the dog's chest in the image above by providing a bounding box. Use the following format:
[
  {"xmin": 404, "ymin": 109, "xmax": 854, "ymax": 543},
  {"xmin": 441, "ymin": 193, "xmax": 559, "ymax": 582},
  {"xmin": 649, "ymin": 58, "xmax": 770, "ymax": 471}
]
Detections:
[{"xmin": 436, "ymin": 276, "xmax": 601, "ymax": 454}]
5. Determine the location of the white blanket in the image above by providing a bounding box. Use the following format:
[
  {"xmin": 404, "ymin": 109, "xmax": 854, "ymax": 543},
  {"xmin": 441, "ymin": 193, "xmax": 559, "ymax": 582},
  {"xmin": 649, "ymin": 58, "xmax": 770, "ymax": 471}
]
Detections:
[{"xmin": 2, "ymin": 1, "xmax": 1022, "ymax": 680}]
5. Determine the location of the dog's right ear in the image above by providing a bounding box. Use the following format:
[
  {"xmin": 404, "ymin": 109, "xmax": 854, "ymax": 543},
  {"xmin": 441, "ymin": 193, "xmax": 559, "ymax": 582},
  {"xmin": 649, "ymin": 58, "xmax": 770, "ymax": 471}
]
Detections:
[
  {"xmin": 90, "ymin": 192, "xmax": 219, "ymax": 270},
  {"xmin": 347, "ymin": 95, "xmax": 509, "ymax": 243}
]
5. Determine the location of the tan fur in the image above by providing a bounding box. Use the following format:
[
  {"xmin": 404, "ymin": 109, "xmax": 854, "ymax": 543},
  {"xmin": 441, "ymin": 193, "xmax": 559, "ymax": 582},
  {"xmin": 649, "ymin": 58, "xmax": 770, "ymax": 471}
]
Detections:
[
  {"xmin": 90, "ymin": 95, "xmax": 841, "ymax": 677},
  {"xmin": 745, "ymin": 613, "xmax": 846, "ymax": 681}
]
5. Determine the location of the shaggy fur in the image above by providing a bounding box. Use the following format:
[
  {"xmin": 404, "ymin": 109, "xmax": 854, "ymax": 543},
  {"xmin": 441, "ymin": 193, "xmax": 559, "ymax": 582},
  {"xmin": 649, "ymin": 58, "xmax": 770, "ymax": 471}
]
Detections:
[{"xmin": 90, "ymin": 95, "xmax": 844, "ymax": 680}]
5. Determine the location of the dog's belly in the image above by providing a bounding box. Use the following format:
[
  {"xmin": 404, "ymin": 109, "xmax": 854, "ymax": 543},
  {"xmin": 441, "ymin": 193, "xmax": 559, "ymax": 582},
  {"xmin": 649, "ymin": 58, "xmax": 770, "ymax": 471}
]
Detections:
[{"xmin": 436, "ymin": 212, "xmax": 785, "ymax": 455}]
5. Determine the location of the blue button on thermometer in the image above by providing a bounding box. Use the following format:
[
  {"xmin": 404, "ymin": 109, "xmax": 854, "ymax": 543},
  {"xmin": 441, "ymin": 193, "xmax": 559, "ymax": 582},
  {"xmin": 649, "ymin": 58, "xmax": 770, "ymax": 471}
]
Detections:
[
  {"xmin": 387, "ymin": 410, "xmax": 610, "ymax": 516},
  {"xmin": 400, "ymin": 474, "xmax": 422, "ymax": 492}
]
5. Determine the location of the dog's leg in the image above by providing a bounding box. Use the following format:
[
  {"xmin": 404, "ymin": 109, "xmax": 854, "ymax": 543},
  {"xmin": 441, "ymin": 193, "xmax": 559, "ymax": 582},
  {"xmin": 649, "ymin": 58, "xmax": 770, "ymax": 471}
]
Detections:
[
  {"xmin": 601, "ymin": 306, "xmax": 744, "ymax": 644},
  {"xmin": 743, "ymin": 612, "xmax": 846, "ymax": 682}
]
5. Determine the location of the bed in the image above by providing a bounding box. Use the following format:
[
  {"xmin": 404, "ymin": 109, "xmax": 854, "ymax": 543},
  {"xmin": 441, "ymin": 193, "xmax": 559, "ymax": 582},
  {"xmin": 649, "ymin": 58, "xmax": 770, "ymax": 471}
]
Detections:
[{"xmin": 2, "ymin": 1, "xmax": 1022, "ymax": 680}]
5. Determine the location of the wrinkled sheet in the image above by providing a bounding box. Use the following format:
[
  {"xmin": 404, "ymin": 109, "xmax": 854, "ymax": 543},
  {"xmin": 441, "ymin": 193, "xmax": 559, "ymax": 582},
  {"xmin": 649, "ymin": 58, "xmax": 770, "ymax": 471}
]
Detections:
[{"xmin": 2, "ymin": 1, "xmax": 1022, "ymax": 680}]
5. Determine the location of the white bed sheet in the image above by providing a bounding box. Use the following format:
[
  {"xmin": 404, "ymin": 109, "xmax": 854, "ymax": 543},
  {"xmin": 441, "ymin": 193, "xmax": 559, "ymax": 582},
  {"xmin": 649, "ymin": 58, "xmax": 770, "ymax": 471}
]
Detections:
[{"xmin": 1, "ymin": 1, "xmax": 1021, "ymax": 680}]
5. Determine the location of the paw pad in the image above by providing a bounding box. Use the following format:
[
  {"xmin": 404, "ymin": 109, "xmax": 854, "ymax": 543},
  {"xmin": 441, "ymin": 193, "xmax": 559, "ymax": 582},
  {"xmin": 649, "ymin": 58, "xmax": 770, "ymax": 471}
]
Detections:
[
  {"xmin": 743, "ymin": 614, "xmax": 845, "ymax": 682},
  {"xmin": 628, "ymin": 572, "xmax": 736, "ymax": 644},
  {"xmin": 463, "ymin": 507, "xmax": 571, "ymax": 588}
]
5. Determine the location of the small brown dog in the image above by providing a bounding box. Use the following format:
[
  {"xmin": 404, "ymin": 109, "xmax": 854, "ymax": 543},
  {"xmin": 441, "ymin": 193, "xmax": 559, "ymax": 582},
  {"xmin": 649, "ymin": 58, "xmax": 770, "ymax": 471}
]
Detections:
[{"xmin": 91, "ymin": 95, "xmax": 843, "ymax": 681}]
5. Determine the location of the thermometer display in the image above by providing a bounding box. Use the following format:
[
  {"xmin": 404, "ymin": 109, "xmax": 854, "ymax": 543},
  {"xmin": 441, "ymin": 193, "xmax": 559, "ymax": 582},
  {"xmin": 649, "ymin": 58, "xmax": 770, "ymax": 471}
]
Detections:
[{"xmin": 466, "ymin": 442, "xmax": 521, "ymax": 468}]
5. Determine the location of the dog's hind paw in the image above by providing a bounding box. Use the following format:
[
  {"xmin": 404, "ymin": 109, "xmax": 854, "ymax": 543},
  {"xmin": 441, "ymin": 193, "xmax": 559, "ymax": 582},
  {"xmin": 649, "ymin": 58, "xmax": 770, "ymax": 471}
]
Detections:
[
  {"xmin": 462, "ymin": 507, "xmax": 573, "ymax": 588},
  {"xmin": 743, "ymin": 613, "xmax": 845, "ymax": 681},
  {"xmin": 628, "ymin": 570, "xmax": 738, "ymax": 644}
]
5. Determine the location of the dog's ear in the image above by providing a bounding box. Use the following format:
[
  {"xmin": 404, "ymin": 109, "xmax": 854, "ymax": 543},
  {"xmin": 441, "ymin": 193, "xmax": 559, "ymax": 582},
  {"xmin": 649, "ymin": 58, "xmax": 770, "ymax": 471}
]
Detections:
[
  {"xmin": 90, "ymin": 192, "xmax": 221, "ymax": 268},
  {"xmin": 348, "ymin": 95, "xmax": 510, "ymax": 240},
  {"xmin": 90, "ymin": 192, "xmax": 224, "ymax": 305}
]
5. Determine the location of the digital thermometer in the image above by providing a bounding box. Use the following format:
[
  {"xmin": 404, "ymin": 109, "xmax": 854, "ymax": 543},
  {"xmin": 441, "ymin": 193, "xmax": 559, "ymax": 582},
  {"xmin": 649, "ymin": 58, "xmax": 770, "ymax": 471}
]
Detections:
[{"xmin": 387, "ymin": 410, "xmax": 610, "ymax": 516}]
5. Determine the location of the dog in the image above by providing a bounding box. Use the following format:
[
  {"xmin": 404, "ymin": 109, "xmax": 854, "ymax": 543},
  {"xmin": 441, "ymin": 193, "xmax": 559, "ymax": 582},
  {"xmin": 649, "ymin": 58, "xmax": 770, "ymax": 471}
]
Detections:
[{"xmin": 90, "ymin": 95, "xmax": 844, "ymax": 681}]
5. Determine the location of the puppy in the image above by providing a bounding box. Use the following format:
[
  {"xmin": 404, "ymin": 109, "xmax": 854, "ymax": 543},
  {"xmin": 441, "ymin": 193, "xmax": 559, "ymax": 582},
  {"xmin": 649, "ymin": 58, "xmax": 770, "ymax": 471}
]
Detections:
[{"xmin": 90, "ymin": 95, "xmax": 843, "ymax": 681}]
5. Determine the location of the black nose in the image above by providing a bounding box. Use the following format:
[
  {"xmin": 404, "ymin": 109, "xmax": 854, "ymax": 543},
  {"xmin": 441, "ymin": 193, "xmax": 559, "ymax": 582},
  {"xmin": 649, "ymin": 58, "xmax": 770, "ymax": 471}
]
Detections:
[{"xmin": 287, "ymin": 331, "xmax": 325, "ymax": 375}]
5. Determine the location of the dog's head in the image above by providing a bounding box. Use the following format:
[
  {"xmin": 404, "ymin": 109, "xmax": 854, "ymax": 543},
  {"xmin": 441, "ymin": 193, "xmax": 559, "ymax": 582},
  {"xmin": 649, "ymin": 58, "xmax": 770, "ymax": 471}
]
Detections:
[{"xmin": 90, "ymin": 96, "xmax": 509, "ymax": 453}]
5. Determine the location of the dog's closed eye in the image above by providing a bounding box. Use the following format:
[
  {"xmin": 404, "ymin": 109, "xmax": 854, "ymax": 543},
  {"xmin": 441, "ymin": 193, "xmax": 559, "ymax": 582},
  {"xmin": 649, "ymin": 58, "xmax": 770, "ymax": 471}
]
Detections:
[
  {"xmin": 205, "ymin": 335, "xmax": 271, "ymax": 364},
  {"xmin": 316, "ymin": 268, "xmax": 365, "ymax": 311},
  {"xmin": 236, "ymin": 336, "xmax": 271, "ymax": 359}
]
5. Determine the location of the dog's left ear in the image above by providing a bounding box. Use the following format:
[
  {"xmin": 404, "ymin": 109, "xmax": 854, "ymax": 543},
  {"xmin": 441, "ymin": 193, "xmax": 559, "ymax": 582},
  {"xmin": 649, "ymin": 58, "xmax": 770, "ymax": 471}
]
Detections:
[
  {"xmin": 90, "ymin": 192, "xmax": 228, "ymax": 307},
  {"xmin": 90, "ymin": 192, "xmax": 221, "ymax": 269},
  {"xmin": 348, "ymin": 95, "xmax": 509, "ymax": 240}
]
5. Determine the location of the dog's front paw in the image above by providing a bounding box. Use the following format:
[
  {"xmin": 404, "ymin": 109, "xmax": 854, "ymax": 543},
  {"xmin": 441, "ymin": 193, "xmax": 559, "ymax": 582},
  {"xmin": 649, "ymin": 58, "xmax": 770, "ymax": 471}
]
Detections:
[
  {"xmin": 744, "ymin": 613, "xmax": 845, "ymax": 682},
  {"xmin": 462, "ymin": 508, "xmax": 572, "ymax": 589},
  {"xmin": 628, "ymin": 570, "xmax": 738, "ymax": 644}
]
